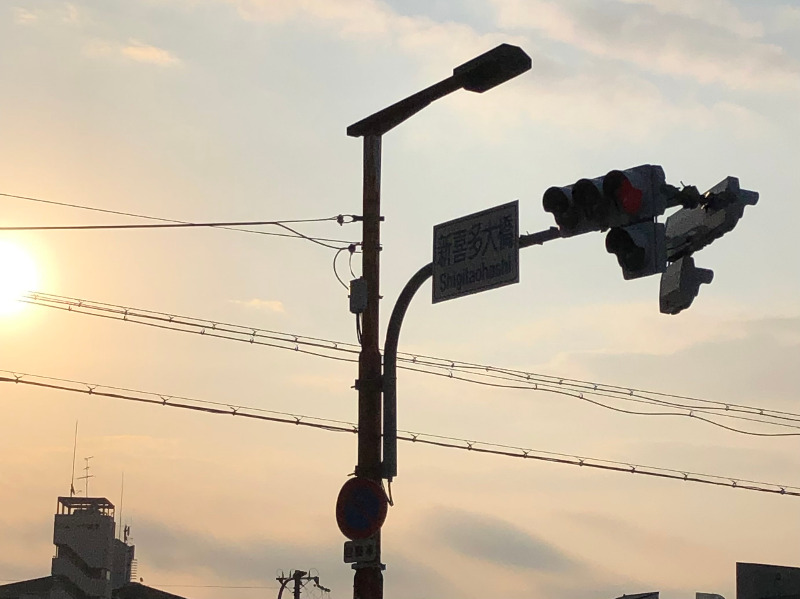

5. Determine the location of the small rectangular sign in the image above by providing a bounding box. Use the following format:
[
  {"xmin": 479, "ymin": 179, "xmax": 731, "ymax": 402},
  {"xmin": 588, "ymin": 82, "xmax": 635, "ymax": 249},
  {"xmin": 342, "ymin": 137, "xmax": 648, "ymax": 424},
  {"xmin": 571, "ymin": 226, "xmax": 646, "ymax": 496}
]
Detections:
[{"xmin": 432, "ymin": 200, "xmax": 519, "ymax": 303}]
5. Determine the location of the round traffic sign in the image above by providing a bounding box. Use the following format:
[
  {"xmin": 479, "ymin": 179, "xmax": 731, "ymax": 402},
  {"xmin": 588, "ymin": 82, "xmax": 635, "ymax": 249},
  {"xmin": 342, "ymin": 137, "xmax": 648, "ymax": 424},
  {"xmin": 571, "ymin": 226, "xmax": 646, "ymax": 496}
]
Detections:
[{"xmin": 335, "ymin": 477, "xmax": 388, "ymax": 540}]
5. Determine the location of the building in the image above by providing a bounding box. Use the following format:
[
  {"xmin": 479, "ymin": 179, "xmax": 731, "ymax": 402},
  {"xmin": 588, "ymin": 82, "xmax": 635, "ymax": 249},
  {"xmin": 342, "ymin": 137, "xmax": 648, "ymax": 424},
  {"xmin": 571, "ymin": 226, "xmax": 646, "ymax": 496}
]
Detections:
[{"xmin": 0, "ymin": 496, "xmax": 185, "ymax": 599}]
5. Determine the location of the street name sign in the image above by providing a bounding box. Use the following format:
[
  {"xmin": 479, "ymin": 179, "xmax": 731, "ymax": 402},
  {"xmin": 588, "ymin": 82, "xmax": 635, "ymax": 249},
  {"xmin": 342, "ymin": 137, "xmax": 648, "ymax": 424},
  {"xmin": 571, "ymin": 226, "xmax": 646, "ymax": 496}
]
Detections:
[{"xmin": 432, "ymin": 200, "xmax": 519, "ymax": 303}]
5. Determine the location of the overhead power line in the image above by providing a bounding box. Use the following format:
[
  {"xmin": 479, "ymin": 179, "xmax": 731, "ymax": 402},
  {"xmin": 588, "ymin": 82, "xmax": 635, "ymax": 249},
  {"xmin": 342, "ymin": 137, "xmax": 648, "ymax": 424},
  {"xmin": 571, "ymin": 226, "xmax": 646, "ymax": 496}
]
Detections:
[
  {"xmin": 0, "ymin": 191, "xmax": 358, "ymax": 249},
  {"xmin": 22, "ymin": 291, "xmax": 800, "ymax": 437},
  {"xmin": 1, "ymin": 369, "xmax": 798, "ymax": 498},
  {"xmin": 0, "ymin": 217, "xmax": 347, "ymax": 231}
]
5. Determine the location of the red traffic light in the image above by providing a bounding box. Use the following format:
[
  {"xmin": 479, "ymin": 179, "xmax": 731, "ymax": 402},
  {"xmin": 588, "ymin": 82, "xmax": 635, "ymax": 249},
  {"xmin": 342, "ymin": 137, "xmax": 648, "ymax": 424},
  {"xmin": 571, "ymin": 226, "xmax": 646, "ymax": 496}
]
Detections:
[
  {"xmin": 542, "ymin": 165, "xmax": 667, "ymax": 237},
  {"xmin": 604, "ymin": 170, "xmax": 643, "ymax": 215}
]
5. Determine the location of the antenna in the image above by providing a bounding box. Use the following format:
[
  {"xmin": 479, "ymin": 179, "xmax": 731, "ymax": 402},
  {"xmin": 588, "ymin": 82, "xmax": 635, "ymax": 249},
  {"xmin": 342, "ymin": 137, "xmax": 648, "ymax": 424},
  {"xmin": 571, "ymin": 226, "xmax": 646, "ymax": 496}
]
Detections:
[
  {"xmin": 118, "ymin": 472, "xmax": 124, "ymax": 540},
  {"xmin": 69, "ymin": 421, "xmax": 78, "ymax": 497},
  {"xmin": 77, "ymin": 456, "xmax": 94, "ymax": 497}
]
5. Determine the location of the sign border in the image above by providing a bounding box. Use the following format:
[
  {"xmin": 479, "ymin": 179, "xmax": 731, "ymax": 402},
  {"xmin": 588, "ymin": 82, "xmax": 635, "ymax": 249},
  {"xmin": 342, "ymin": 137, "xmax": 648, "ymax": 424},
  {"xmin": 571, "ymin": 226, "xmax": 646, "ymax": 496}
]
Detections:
[{"xmin": 432, "ymin": 200, "xmax": 519, "ymax": 304}]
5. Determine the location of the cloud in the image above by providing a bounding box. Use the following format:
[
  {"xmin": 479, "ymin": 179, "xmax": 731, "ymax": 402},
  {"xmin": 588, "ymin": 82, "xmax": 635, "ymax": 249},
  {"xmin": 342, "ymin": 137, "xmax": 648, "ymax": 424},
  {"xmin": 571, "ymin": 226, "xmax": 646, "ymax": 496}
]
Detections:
[
  {"xmin": 230, "ymin": 298, "xmax": 285, "ymax": 312},
  {"xmin": 81, "ymin": 39, "xmax": 112, "ymax": 57},
  {"xmin": 132, "ymin": 519, "xmax": 451, "ymax": 598},
  {"xmin": 506, "ymin": 65, "xmax": 769, "ymax": 140},
  {"xmin": 13, "ymin": 8, "xmax": 39, "ymax": 24},
  {"xmin": 540, "ymin": 314, "xmax": 800, "ymax": 407},
  {"xmin": 430, "ymin": 507, "xmax": 580, "ymax": 572},
  {"xmin": 64, "ymin": 3, "xmax": 80, "ymax": 24},
  {"xmin": 206, "ymin": 0, "xmax": 776, "ymax": 141},
  {"xmin": 509, "ymin": 299, "xmax": 751, "ymax": 358},
  {"xmin": 12, "ymin": 4, "xmax": 81, "ymax": 25},
  {"xmin": 617, "ymin": 0, "xmax": 763, "ymax": 38},
  {"xmin": 134, "ymin": 520, "xmax": 323, "ymax": 581},
  {"xmin": 492, "ymin": 0, "xmax": 800, "ymax": 91},
  {"xmin": 82, "ymin": 39, "xmax": 182, "ymax": 67},
  {"xmin": 121, "ymin": 41, "xmax": 181, "ymax": 67},
  {"xmin": 223, "ymin": 0, "xmax": 777, "ymax": 141},
  {"xmin": 770, "ymin": 4, "xmax": 800, "ymax": 33},
  {"xmin": 222, "ymin": 0, "xmax": 524, "ymax": 74}
]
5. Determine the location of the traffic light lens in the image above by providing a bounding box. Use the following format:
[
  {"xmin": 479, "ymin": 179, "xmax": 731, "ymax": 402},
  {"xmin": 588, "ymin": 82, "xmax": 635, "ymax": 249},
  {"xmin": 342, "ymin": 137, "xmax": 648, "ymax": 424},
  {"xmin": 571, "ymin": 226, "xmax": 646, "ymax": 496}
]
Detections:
[
  {"xmin": 573, "ymin": 178, "xmax": 609, "ymax": 222},
  {"xmin": 603, "ymin": 170, "xmax": 643, "ymax": 215},
  {"xmin": 543, "ymin": 187, "xmax": 581, "ymax": 230},
  {"xmin": 605, "ymin": 228, "xmax": 646, "ymax": 270},
  {"xmin": 543, "ymin": 187, "xmax": 568, "ymax": 215},
  {"xmin": 619, "ymin": 179, "xmax": 643, "ymax": 214}
]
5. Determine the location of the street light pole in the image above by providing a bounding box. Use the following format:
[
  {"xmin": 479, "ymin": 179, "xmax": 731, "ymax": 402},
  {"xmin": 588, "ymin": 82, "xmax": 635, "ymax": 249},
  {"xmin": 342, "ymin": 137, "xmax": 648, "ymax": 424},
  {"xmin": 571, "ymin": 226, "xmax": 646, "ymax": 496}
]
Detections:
[
  {"xmin": 346, "ymin": 43, "xmax": 531, "ymax": 599},
  {"xmin": 352, "ymin": 133, "xmax": 384, "ymax": 599}
]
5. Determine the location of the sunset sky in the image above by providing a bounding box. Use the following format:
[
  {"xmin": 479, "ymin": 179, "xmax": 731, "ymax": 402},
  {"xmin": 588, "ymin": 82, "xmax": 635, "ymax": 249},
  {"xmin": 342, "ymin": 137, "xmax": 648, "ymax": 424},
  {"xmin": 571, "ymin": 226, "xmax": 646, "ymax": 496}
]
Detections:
[{"xmin": 1, "ymin": 1, "xmax": 800, "ymax": 598}]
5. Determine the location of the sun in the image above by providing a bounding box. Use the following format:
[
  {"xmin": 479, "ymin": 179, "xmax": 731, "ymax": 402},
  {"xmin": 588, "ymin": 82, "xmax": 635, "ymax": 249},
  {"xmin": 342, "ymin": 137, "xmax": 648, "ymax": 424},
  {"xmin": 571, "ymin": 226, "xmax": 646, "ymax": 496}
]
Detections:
[{"xmin": 0, "ymin": 240, "xmax": 39, "ymax": 316}]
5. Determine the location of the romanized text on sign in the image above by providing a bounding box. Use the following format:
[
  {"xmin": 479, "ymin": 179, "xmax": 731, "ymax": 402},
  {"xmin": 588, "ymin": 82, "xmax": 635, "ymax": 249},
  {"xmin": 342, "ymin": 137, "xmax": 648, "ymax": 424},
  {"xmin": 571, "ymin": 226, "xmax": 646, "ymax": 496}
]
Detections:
[{"xmin": 432, "ymin": 200, "xmax": 519, "ymax": 303}]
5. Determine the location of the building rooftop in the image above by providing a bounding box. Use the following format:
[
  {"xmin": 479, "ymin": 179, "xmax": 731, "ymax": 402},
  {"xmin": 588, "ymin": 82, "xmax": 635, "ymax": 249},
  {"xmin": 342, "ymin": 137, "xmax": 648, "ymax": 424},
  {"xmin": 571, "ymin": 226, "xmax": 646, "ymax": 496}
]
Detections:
[
  {"xmin": 0, "ymin": 578, "xmax": 187, "ymax": 599},
  {"xmin": 0, "ymin": 576, "xmax": 55, "ymax": 598},
  {"xmin": 57, "ymin": 496, "xmax": 115, "ymax": 516},
  {"xmin": 114, "ymin": 582, "xmax": 187, "ymax": 599}
]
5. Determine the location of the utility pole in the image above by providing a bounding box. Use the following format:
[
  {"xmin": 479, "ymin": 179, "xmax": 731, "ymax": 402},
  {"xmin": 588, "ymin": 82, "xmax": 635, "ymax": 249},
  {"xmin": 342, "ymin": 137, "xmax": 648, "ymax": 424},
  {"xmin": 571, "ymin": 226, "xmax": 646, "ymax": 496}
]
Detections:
[
  {"xmin": 345, "ymin": 44, "xmax": 531, "ymax": 599},
  {"xmin": 353, "ymin": 132, "xmax": 384, "ymax": 599},
  {"xmin": 276, "ymin": 570, "xmax": 330, "ymax": 599}
]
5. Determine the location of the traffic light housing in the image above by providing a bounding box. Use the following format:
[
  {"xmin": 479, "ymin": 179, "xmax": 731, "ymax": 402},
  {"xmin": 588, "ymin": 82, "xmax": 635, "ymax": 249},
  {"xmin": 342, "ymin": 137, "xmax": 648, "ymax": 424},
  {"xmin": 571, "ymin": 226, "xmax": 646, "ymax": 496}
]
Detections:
[
  {"xmin": 665, "ymin": 176, "xmax": 758, "ymax": 261},
  {"xmin": 540, "ymin": 168, "xmax": 757, "ymax": 312},
  {"xmin": 657, "ymin": 175, "xmax": 757, "ymax": 313},
  {"xmin": 659, "ymin": 256, "xmax": 713, "ymax": 314},
  {"xmin": 543, "ymin": 164, "xmax": 670, "ymax": 237},
  {"xmin": 605, "ymin": 221, "xmax": 666, "ymax": 280}
]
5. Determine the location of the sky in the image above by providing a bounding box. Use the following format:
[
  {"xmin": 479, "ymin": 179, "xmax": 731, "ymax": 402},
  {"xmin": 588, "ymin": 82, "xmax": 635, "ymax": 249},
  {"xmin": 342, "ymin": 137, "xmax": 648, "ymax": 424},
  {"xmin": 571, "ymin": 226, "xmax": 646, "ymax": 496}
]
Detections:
[{"xmin": 1, "ymin": 1, "xmax": 800, "ymax": 598}]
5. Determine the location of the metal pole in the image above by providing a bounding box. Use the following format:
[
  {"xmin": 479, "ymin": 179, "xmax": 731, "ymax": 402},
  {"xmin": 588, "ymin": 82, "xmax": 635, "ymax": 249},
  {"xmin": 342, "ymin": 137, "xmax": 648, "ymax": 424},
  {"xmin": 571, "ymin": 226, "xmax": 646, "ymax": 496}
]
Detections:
[
  {"xmin": 354, "ymin": 133, "xmax": 384, "ymax": 599},
  {"xmin": 382, "ymin": 227, "xmax": 562, "ymax": 480},
  {"xmin": 383, "ymin": 263, "xmax": 433, "ymax": 480},
  {"xmin": 293, "ymin": 571, "xmax": 302, "ymax": 599}
]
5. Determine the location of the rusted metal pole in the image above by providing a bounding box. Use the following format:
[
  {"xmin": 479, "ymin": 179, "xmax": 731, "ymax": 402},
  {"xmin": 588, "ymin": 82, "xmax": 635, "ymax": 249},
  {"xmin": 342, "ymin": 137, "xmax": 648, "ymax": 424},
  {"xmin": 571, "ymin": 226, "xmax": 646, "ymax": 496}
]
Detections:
[{"xmin": 353, "ymin": 133, "xmax": 384, "ymax": 599}]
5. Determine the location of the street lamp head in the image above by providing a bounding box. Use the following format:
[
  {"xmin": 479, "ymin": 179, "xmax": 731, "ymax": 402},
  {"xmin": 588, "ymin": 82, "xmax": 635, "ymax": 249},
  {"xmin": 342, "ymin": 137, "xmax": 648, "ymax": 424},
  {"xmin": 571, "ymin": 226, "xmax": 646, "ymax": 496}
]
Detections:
[
  {"xmin": 453, "ymin": 43, "xmax": 532, "ymax": 93},
  {"xmin": 347, "ymin": 43, "xmax": 531, "ymax": 137}
]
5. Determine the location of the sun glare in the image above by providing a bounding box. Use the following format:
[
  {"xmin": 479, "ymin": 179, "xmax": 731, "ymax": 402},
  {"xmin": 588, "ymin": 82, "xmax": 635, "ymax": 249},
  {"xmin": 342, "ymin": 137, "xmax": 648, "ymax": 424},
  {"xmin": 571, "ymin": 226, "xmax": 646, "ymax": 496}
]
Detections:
[{"xmin": 0, "ymin": 240, "xmax": 39, "ymax": 316}]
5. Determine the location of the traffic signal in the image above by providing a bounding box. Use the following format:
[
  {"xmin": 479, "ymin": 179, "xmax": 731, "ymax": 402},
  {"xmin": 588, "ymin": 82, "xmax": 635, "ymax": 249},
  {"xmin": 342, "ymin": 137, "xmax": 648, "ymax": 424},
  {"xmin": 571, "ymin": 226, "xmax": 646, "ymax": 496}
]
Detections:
[
  {"xmin": 658, "ymin": 175, "xmax": 757, "ymax": 314},
  {"xmin": 665, "ymin": 176, "xmax": 758, "ymax": 261},
  {"xmin": 605, "ymin": 220, "xmax": 666, "ymax": 280},
  {"xmin": 659, "ymin": 256, "xmax": 713, "ymax": 314},
  {"xmin": 542, "ymin": 164, "xmax": 670, "ymax": 236}
]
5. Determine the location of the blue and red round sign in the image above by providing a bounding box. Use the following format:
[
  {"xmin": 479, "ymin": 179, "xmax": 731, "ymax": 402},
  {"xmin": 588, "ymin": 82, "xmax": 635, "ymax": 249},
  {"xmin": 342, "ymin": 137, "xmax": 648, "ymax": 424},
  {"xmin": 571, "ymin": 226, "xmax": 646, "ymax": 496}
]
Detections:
[{"xmin": 336, "ymin": 477, "xmax": 388, "ymax": 540}]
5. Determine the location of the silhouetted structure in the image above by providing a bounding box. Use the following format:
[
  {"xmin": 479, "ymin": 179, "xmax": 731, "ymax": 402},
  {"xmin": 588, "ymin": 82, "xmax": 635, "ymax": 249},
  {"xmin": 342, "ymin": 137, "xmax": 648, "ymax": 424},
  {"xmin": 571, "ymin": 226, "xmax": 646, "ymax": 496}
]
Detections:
[
  {"xmin": 737, "ymin": 562, "xmax": 800, "ymax": 599},
  {"xmin": 0, "ymin": 496, "xmax": 184, "ymax": 599}
]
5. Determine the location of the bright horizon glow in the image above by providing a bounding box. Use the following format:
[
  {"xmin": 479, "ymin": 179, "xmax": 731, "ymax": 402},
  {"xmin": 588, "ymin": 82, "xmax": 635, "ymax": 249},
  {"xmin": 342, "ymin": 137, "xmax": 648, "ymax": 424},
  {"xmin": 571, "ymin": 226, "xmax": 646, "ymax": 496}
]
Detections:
[{"xmin": 0, "ymin": 240, "xmax": 39, "ymax": 316}]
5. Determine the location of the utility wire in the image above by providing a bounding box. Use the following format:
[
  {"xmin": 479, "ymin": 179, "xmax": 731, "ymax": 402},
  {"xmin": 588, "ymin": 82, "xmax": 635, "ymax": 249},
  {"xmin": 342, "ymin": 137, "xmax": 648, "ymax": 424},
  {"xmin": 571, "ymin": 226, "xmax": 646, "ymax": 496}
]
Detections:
[
  {"xmin": 0, "ymin": 191, "xmax": 357, "ymax": 249},
  {"xmin": 21, "ymin": 292, "xmax": 800, "ymax": 437},
  {"xmin": 154, "ymin": 585, "xmax": 279, "ymax": 589},
  {"xmin": 22, "ymin": 292, "xmax": 361, "ymax": 361},
  {"xmin": 1, "ymin": 370, "xmax": 798, "ymax": 498},
  {"xmin": 396, "ymin": 360, "xmax": 800, "ymax": 432},
  {"xmin": 0, "ymin": 218, "xmax": 343, "ymax": 231},
  {"xmin": 332, "ymin": 247, "xmax": 350, "ymax": 290},
  {"xmin": 399, "ymin": 365, "xmax": 800, "ymax": 437}
]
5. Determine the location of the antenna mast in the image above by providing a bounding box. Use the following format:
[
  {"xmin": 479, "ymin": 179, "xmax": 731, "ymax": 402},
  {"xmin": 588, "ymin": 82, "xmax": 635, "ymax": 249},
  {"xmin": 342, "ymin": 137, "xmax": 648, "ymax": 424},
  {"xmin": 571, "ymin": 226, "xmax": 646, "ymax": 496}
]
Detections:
[
  {"xmin": 118, "ymin": 472, "xmax": 125, "ymax": 540},
  {"xmin": 77, "ymin": 456, "xmax": 94, "ymax": 497},
  {"xmin": 70, "ymin": 421, "xmax": 78, "ymax": 496}
]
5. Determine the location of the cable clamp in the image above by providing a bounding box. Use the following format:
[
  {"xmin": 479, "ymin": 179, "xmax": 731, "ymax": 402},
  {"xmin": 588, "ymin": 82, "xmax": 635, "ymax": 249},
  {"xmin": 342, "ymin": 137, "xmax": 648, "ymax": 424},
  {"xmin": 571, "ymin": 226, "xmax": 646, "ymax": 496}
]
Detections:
[{"xmin": 347, "ymin": 215, "xmax": 385, "ymax": 223}]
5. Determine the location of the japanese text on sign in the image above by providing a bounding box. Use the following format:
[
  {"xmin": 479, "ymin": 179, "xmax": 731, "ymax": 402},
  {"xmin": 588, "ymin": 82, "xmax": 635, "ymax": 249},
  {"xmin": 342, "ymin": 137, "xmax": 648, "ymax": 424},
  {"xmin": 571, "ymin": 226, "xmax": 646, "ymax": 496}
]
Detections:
[{"xmin": 432, "ymin": 201, "xmax": 519, "ymax": 303}]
